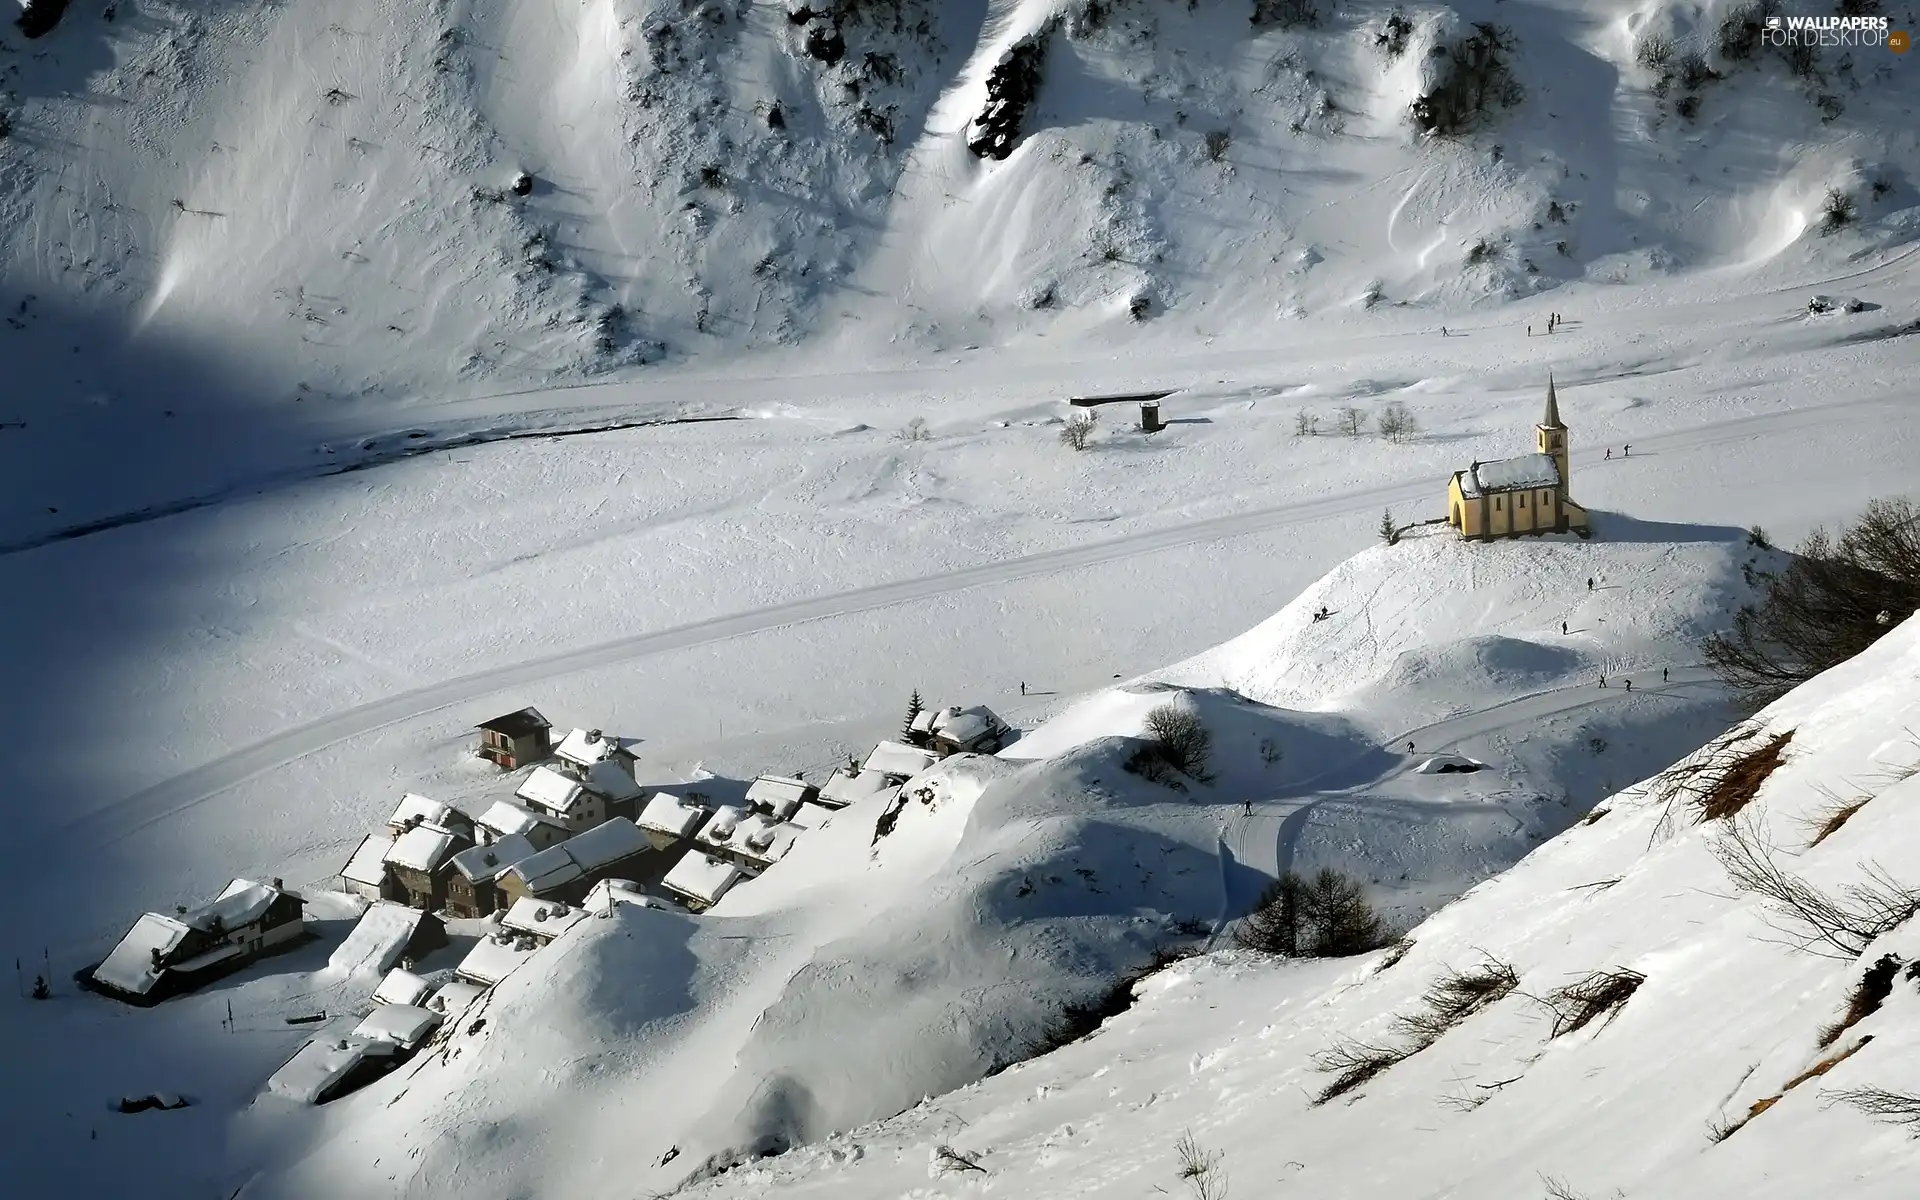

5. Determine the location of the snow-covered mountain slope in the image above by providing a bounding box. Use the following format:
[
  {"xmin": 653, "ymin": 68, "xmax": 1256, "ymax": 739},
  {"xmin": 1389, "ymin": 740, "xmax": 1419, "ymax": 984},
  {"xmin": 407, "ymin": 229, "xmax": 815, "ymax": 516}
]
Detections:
[
  {"xmin": 152, "ymin": 526, "xmax": 1748, "ymax": 1200},
  {"xmin": 4, "ymin": 0, "xmax": 1917, "ymax": 414},
  {"xmin": 671, "ymin": 616, "xmax": 1920, "ymax": 1200}
]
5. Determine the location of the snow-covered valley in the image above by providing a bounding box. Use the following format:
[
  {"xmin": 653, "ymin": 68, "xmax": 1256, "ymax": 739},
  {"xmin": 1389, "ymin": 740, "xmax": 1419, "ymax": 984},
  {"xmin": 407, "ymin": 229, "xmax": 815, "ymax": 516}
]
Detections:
[{"xmin": 2, "ymin": 0, "xmax": 1919, "ymax": 1196}]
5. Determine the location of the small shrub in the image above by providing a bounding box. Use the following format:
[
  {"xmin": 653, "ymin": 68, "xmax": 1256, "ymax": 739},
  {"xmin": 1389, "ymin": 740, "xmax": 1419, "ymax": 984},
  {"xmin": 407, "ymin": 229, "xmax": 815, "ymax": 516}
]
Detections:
[
  {"xmin": 1379, "ymin": 508, "xmax": 1400, "ymax": 545},
  {"xmin": 1377, "ymin": 400, "xmax": 1419, "ymax": 442},
  {"xmin": 1173, "ymin": 1130, "xmax": 1228, "ymax": 1200},
  {"xmin": 1717, "ymin": 4, "xmax": 1769, "ymax": 62},
  {"xmin": 1252, "ymin": 0, "xmax": 1319, "ymax": 29},
  {"xmin": 1821, "ymin": 1085, "xmax": 1920, "ymax": 1133},
  {"xmin": 1589, "ymin": 737, "xmax": 1609, "ymax": 755},
  {"xmin": 697, "ymin": 163, "xmax": 728, "ymax": 189},
  {"xmin": 765, "ymin": 101, "xmax": 786, "ymax": 130},
  {"xmin": 1376, "ymin": 938, "xmax": 1415, "ymax": 972},
  {"xmin": 901, "ymin": 417, "xmax": 931, "ymax": 442},
  {"xmin": 1129, "ymin": 292, "xmax": 1153, "ymax": 321},
  {"xmin": 1782, "ymin": 40, "xmax": 1820, "ymax": 80},
  {"xmin": 1747, "ymin": 524, "xmax": 1773, "ymax": 550},
  {"xmin": 1390, "ymin": 957, "xmax": 1521, "ymax": 1043},
  {"xmin": 1060, "ymin": 411, "xmax": 1096, "ymax": 450},
  {"xmin": 1465, "ymin": 238, "xmax": 1499, "ymax": 265},
  {"xmin": 1410, "ymin": 24, "xmax": 1524, "ymax": 136},
  {"xmin": 1375, "ymin": 10, "xmax": 1414, "ymax": 59},
  {"xmin": 968, "ymin": 35, "xmax": 1049, "ymax": 161},
  {"xmin": 1545, "ymin": 200, "xmax": 1567, "ymax": 224},
  {"xmin": 1820, "ymin": 189, "xmax": 1857, "ymax": 234},
  {"xmin": 1635, "ymin": 32, "xmax": 1675, "ymax": 72},
  {"xmin": 1337, "ymin": 404, "xmax": 1368, "ymax": 436},
  {"xmin": 1676, "ymin": 94, "xmax": 1702, "ymax": 121},
  {"xmin": 1699, "ymin": 730, "xmax": 1794, "ymax": 822},
  {"xmin": 1536, "ymin": 968, "xmax": 1645, "ymax": 1038},
  {"xmin": 1711, "ymin": 813, "xmax": 1920, "ymax": 959},
  {"xmin": 1312, "ymin": 1037, "xmax": 1408, "ymax": 1102},
  {"xmin": 1141, "ymin": 702, "xmax": 1215, "ymax": 783},
  {"xmin": 1204, "ymin": 129, "xmax": 1232, "ymax": 162},
  {"xmin": 1676, "ymin": 52, "xmax": 1718, "ymax": 92},
  {"xmin": 1816, "ymin": 953, "xmax": 1903, "ymax": 1047}
]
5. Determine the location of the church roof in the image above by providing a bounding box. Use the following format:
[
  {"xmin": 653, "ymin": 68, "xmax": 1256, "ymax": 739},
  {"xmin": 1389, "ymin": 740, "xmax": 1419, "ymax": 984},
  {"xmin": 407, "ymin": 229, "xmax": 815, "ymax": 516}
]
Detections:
[
  {"xmin": 1540, "ymin": 375, "xmax": 1563, "ymax": 429},
  {"xmin": 1457, "ymin": 453, "xmax": 1561, "ymax": 498}
]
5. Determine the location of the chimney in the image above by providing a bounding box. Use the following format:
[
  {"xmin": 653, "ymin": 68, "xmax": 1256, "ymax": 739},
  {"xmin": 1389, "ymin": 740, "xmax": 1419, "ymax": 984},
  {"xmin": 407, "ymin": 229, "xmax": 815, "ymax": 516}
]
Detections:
[
  {"xmin": 270, "ymin": 877, "xmax": 283, "ymax": 890},
  {"xmin": 587, "ymin": 729, "xmax": 603, "ymax": 744}
]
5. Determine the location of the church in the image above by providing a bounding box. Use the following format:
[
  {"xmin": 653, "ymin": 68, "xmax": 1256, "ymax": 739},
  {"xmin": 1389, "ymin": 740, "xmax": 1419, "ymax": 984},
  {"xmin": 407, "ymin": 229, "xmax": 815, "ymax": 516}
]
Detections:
[{"xmin": 1446, "ymin": 378, "xmax": 1590, "ymax": 540}]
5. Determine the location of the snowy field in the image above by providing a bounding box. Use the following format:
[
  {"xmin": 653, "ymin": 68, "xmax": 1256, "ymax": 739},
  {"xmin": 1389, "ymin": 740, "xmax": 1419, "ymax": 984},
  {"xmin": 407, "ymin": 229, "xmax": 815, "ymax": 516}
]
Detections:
[{"xmin": 2, "ymin": 0, "xmax": 1919, "ymax": 1196}]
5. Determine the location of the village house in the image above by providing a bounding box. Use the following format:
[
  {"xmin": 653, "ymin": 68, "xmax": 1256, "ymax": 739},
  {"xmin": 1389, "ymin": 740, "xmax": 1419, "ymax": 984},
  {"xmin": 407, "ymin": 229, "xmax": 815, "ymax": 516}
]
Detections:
[
  {"xmin": 339, "ymin": 831, "xmax": 396, "ymax": 902},
  {"xmin": 445, "ymin": 833, "xmax": 538, "ymax": 919},
  {"xmin": 584, "ymin": 877, "xmax": 653, "ymax": 913},
  {"xmin": 372, "ymin": 967, "xmax": 434, "ymax": 1008},
  {"xmin": 925, "ymin": 705, "xmax": 1012, "ymax": 756},
  {"xmin": 455, "ymin": 928, "xmax": 541, "ymax": 988},
  {"xmin": 743, "ymin": 775, "xmax": 818, "ymax": 821},
  {"xmin": 268, "ymin": 1032, "xmax": 405, "ymax": 1105},
  {"xmin": 554, "ymin": 727, "xmax": 640, "ymax": 774},
  {"xmin": 383, "ymin": 822, "xmax": 472, "ymax": 911},
  {"xmin": 1447, "ymin": 378, "xmax": 1591, "ymax": 540},
  {"xmin": 635, "ymin": 791, "xmax": 712, "ymax": 850},
  {"xmin": 90, "ymin": 878, "xmax": 308, "ymax": 1005},
  {"xmin": 862, "ymin": 740, "xmax": 941, "ymax": 785},
  {"xmin": 496, "ymin": 817, "xmax": 655, "ymax": 906},
  {"xmin": 579, "ymin": 758, "xmax": 645, "ymax": 820},
  {"xmin": 661, "ymin": 849, "xmax": 746, "ymax": 913},
  {"xmin": 789, "ymin": 800, "xmax": 838, "ymax": 832},
  {"xmin": 426, "ymin": 979, "xmax": 488, "ymax": 1018},
  {"xmin": 475, "ymin": 707, "xmax": 554, "ymax": 770},
  {"xmin": 501, "ymin": 895, "xmax": 592, "ymax": 945},
  {"xmin": 694, "ymin": 806, "xmax": 804, "ymax": 874},
  {"xmin": 385, "ymin": 793, "xmax": 472, "ymax": 841},
  {"xmin": 815, "ymin": 765, "xmax": 901, "ymax": 811},
  {"xmin": 326, "ymin": 900, "xmax": 446, "ymax": 980},
  {"xmin": 474, "ymin": 799, "xmax": 570, "ymax": 851},
  {"xmin": 515, "ymin": 764, "xmax": 614, "ymax": 833},
  {"xmin": 352, "ymin": 1003, "xmax": 442, "ymax": 1054}
]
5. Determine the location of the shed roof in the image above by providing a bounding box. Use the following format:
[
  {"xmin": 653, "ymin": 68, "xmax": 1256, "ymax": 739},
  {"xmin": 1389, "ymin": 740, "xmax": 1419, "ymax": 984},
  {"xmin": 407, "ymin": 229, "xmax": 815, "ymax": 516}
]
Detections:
[
  {"xmin": 267, "ymin": 1035, "xmax": 400, "ymax": 1104},
  {"xmin": 385, "ymin": 825, "xmax": 459, "ymax": 873},
  {"xmin": 91, "ymin": 913, "xmax": 192, "ymax": 996},
  {"xmin": 372, "ymin": 968, "xmax": 434, "ymax": 1008},
  {"xmin": 930, "ymin": 704, "xmax": 1007, "ymax": 747},
  {"xmin": 388, "ymin": 792, "xmax": 455, "ymax": 830},
  {"xmin": 662, "ymin": 851, "xmax": 745, "ymax": 907},
  {"xmin": 554, "ymin": 727, "xmax": 637, "ymax": 768},
  {"xmin": 455, "ymin": 932, "xmax": 539, "ymax": 986},
  {"xmin": 502, "ymin": 895, "xmax": 592, "ymax": 941},
  {"xmin": 1456, "ymin": 453, "xmax": 1561, "ymax": 498},
  {"xmin": 637, "ymin": 792, "xmax": 710, "ymax": 838},
  {"xmin": 426, "ymin": 979, "xmax": 489, "ymax": 1016},
  {"xmin": 789, "ymin": 800, "xmax": 837, "ymax": 832},
  {"xmin": 478, "ymin": 707, "xmax": 551, "ymax": 738},
  {"xmin": 744, "ymin": 775, "xmax": 816, "ymax": 818},
  {"xmin": 341, "ymin": 832, "xmax": 394, "ymax": 888},
  {"xmin": 353, "ymin": 1003, "xmax": 441, "ymax": 1050},
  {"xmin": 476, "ymin": 800, "xmax": 558, "ymax": 840},
  {"xmin": 504, "ymin": 846, "xmax": 581, "ymax": 896},
  {"xmin": 580, "ymin": 758, "xmax": 642, "ymax": 803},
  {"xmin": 817, "ymin": 767, "xmax": 900, "ymax": 809},
  {"xmin": 516, "ymin": 766, "xmax": 590, "ymax": 815},
  {"xmin": 451, "ymin": 834, "xmax": 537, "ymax": 883},
  {"xmin": 561, "ymin": 818, "xmax": 650, "ymax": 873},
  {"xmin": 863, "ymin": 740, "xmax": 940, "ymax": 780}
]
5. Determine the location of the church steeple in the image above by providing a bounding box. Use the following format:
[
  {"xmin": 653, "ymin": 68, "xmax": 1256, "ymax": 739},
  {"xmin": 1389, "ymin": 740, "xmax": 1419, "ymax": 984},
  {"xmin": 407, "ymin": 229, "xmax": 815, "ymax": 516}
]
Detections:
[
  {"xmin": 1536, "ymin": 375, "xmax": 1569, "ymax": 500},
  {"xmin": 1541, "ymin": 373, "xmax": 1563, "ymax": 430}
]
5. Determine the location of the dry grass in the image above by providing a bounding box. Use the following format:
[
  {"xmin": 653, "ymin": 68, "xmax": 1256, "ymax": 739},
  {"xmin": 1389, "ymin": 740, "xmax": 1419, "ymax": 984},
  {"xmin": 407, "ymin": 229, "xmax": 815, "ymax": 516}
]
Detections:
[
  {"xmin": 1802, "ymin": 733, "xmax": 1920, "ymax": 848},
  {"xmin": 1718, "ymin": 1036, "xmax": 1874, "ymax": 1140},
  {"xmin": 1807, "ymin": 790, "xmax": 1871, "ymax": 848},
  {"xmin": 1821, "ymin": 1084, "xmax": 1920, "ymax": 1134},
  {"xmin": 1816, "ymin": 954, "xmax": 1903, "ymax": 1048},
  {"xmin": 1374, "ymin": 938, "xmax": 1415, "ymax": 974},
  {"xmin": 1698, "ymin": 730, "xmax": 1794, "ymax": 821},
  {"xmin": 1534, "ymin": 969, "xmax": 1646, "ymax": 1039},
  {"xmin": 1313, "ymin": 956, "xmax": 1521, "ymax": 1104}
]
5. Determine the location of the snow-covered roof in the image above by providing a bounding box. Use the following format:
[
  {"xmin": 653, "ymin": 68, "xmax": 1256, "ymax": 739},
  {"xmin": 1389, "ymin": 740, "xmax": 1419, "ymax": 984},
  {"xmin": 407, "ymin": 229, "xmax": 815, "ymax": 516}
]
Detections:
[
  {"xmin": 426, "ymin": 979, "xmax": 489, "ymax": 1017},
  {"xmin": 455, "ymin": 931, "xmax": 540, "ymax": 986},
  {"xmin": 695, "ymin": 804, "xmax": 745, "ymax": 847},
  {"xmin": 503, "ymin": 846, "xmax": 581, "ymax": 896},
  {"xmin": 789, "ymin": 800, "xmax": 837, "ymax": 831},
  {"xmin": 817, "ymin": 767, "xmax": 901, "ymax": 809},
  {"xmin": 516, "ymin": 765, "xmax": 591, "ymax": 815},
  {"xmin": 580, "ymin": 758, "xmax": 642, "ymax": 802},
  {"xmin": 451, "ymin": 834, "xmax": 536, "ymax": 883},
  {"xmin": 584, "ymin": 878, "xmax": 652, "ymax": 912},
  {"xmin": 384, "ymin": 824, "xmax": 459, "ymax": 873},
  {"xmin": 1456, "ymin": 453, "xmax": 1561, "ymax": 498},
  {"xmin": 930, "ymin": 704, "xmax": 1007, "ymax": 748},
  {"xmin": 554, "ymin": 727, "xmax": 636, "ymax": 768},
  {"xmin": 733, "ymin": 813, "xmax": 802, "ymax": 865},
  {"xmin": 476, "ymin": 799, "xmax": 558, "ymax": 840},
  {"xmin": 909, "ymin": 709, "xmax": 937, "ymax": 735},
  {"xmin": 662, "ymin": 851, "xmax": 745, "ymax": 907},
  {"xmin": 341, "ymin": 832, "xmax": 394, "ymax": 887},
  {"xmin": 744, "ymin": 775, "xmax": 815, "ymax": 818},
  {"xmin": 267, "ymin": 1035, "xmax": 400, "ymax": 1104},
  {"xmin": 388, "ymin": 792, "xmax": 456, "ymax": 830},
  {"xmin": 561, "ymin": 817, "xmax": 650, "ymax": 873},
  {"xmin": 863, "ymin": 740, "xmax": 941, "ymax": 780},
  {"xmin": 326, "ymin": 900, "xmax": 426, "ymax": 978},
  {"xmin": 636, "ymin": 791, "xmax": 709, "ymax": 838},
  {"xmin": 352, "ymin": 1002, "xmax": 441, "ymax": 1050},
  {"xmin": 476, "ymin": 707, "xmax": 551, "ymax": 738},
  {"xmin": 372, "ymin": 968, "xmax": 433, "ymax": 1007},
  {"xmin": 502, "ymin": 895, "xmax": 592, "ymax": 941},
  {"xmin": 91, "ymin": 913, "xmax": 192, "ymax": 996},
  {"xmin": 185, "ymin": 879, "xmax": 295, "ymax": 933}
]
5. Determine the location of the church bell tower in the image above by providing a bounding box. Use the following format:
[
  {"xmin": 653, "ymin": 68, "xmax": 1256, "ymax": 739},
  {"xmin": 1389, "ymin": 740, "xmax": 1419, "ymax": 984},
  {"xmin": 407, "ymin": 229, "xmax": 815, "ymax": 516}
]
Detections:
[{"xmin": 1536, "ymin": 374, "xmax": 1569, "ymax": 495}]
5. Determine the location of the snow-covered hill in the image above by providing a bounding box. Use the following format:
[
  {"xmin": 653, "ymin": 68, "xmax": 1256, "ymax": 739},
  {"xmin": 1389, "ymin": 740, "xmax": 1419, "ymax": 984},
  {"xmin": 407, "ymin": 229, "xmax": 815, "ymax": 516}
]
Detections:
[
  {"xmin": 4, "ymin": 0, "xmax": 1917, "ymax": 412},
  {"xmin": 664, "ymin": 614, "xmax": 1920, "ymax": 1200}
]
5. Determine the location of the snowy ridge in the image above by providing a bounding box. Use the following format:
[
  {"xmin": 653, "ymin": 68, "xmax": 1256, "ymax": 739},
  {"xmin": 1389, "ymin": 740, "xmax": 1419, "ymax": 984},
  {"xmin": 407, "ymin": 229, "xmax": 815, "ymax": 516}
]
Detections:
[{"xmin": 671, "ymin": 614, "xmax": 1920, "ymax": 1199}]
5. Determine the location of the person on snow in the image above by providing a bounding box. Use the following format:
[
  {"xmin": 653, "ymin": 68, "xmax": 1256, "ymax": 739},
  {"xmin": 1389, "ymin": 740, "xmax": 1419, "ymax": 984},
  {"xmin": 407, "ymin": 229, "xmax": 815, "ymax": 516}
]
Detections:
[
  {"xmin": 1662, "ymin": 667, "xmax": 1669, "ymax": 683},
  {"xmin": 1624, "ymin": 679, "xmax": 1633, "ymax": 692}
]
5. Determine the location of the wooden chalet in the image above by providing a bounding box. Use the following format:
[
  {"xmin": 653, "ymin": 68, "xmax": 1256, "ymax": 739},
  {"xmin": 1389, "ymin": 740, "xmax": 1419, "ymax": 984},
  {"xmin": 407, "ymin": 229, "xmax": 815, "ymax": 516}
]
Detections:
[
  {"xmin": 445, "ymin": 834, "xmax": 537, "ymax": 919},
  {"xmin": 382, "ymin": 823, "xmax": 472, "ymax": 911},
  {"xmin": 89, "ymin": 879, "xmax": 308, "ymax": 1005},
  {"xmin": 475, "ymin": 707, "xmax": 553, "ymax": 770}
]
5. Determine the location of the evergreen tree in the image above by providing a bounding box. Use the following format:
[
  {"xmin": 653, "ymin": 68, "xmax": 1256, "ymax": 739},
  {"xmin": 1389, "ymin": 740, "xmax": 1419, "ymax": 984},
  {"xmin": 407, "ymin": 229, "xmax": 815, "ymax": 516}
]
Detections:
[
  {"xmin": 903, "ymin": 690, "xmax": 925, "ymax": 741},
  {"xmin": 1379, "ymin": 509, "xmax": 1399, "ymax": 545}
]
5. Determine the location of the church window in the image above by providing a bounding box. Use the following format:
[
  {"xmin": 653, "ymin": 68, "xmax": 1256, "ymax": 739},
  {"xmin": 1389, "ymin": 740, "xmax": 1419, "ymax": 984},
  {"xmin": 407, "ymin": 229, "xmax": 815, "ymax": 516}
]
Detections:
[{"xmin": 1518, "ymin": 493, "xmax": 1527, "ymax": 508}]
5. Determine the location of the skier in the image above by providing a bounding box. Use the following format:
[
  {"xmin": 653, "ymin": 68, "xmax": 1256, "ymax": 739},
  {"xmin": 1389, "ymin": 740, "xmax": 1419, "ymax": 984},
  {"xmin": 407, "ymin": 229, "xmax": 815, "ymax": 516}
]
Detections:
[
  {"xmin": 1561, "ymin": 620, "xmax": 1567, "ymax": 634},
  {"xmin": 1407, "ymin": 741, "xmax": 1416, "ymax": 754},
  {"xmin": 1243, "ymin": 799, "xmax": 1253, "ymax": 817},
  {"xmin": 1020, "ymin": 681, "xmax": 1026, "ymax": 696},
  {"xmin": 1599, "ymin": 675, "xmax": 1607, "ymax": 688},
  {"xmin": 1587, "ymin": 577, "xmax": 1595, "ymax": 591},
  {"xmin": 1625, "ymin": 679, "xmax": 1633, "ymax": 693},
  {"xmin": 1623, "ymin": 444, "xmax": 1632, "ymax": 457},
  {"xmin": 1605, "ymin": 447, "xmax": 1612, "ymax": 459},
  {"xmin": 1662, "ymin": 667, "xmax": 1669, "ymax": 683},
  {"xmin": 1440, "ymin": 326, "xmax": 1448, "ymax": 336}
]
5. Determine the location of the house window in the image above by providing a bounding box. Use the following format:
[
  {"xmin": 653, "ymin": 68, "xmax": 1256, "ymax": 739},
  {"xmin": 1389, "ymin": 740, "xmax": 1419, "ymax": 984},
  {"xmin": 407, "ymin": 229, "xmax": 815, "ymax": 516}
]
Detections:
[
  {"xmin": 1494, "ymin": 497, "xmax": 1503, "ymax": 510},
  {"xmin": 1518, "ymin": 494, "xmax": 1526, "ymax": 508}
]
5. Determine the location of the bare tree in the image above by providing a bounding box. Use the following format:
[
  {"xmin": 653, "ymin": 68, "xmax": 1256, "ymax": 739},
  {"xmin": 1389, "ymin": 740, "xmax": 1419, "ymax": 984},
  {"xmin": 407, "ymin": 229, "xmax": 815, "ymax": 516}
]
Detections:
[
  {"xmin": 1294, "ymin": 408, "xmax": 1321, "ymax": 437},
  {"xmin": 1142, "ymin": 703, "xmax": 1214, "ymax": 782},
  {"xmin": 1060, "ymin": 411, "xmax": 1097, "ymax": 450},
  {"xmin": 1377, "ymin": 400, "xmax": 1419, "ymax": 442},
  {"xmin": 1337, "ymin": 404, "xmax": 1368, "ymax": 436},
  {"xmin": 1822, "ymin": 1085, "xmax": 1920, "ymax": 1133},
  {"xmin": 1710, "ymin": 813, "xmax": 1920, "ymax": 959},
  {"xmin": 901, "ymin": 416, "xmax": 931, "ymax": 441}
]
